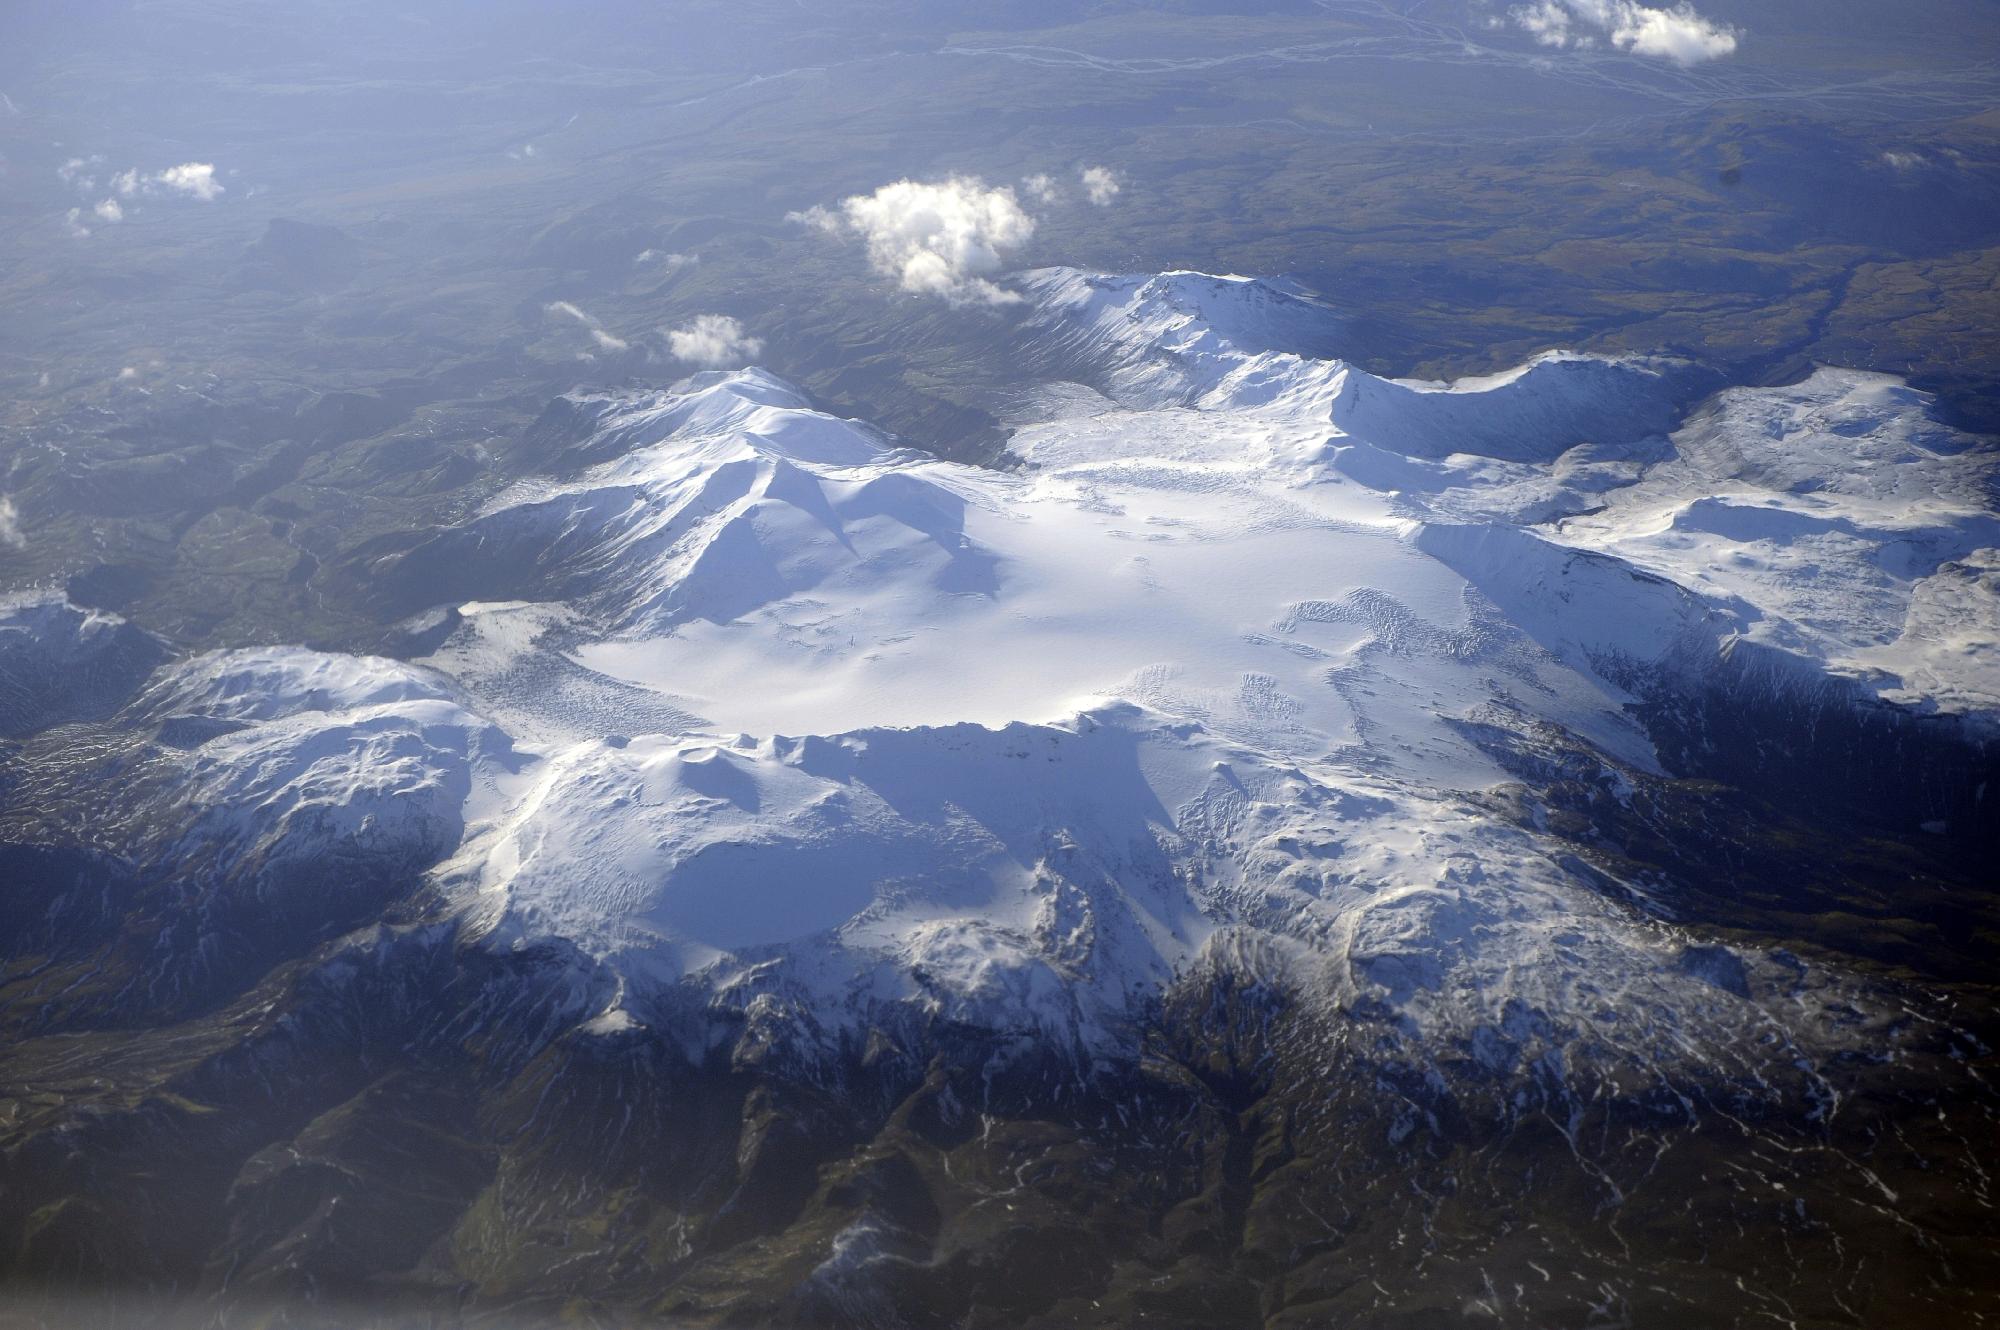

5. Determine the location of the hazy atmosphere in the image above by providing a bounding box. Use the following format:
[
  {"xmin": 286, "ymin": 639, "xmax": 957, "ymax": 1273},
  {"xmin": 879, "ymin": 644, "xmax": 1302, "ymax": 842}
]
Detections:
[{"xmin": 2, "ymin": 2, "xmax": 1997, "ymax": 1326}]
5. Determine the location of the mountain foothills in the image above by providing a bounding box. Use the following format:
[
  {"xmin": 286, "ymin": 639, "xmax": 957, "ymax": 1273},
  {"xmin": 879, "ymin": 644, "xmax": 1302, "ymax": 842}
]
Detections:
[{"xmin": 2, "ymin": 273, "xmax": 1998, "ymax": 1327}]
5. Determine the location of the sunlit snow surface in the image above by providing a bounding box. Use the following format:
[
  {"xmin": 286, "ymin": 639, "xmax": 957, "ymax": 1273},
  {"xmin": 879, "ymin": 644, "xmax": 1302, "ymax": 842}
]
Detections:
[{"xmin": 114, "ymin": 271, "xmax": 1998, "ymax": 1058}]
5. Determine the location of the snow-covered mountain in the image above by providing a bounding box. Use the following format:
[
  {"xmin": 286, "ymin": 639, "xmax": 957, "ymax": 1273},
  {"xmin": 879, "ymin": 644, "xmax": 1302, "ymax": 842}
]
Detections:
[
  {"xmin": 5, "ymin": 270, "xmax": 1995, "ymax": 1328},
  {"xmin": 16, "ymin": 271, "xmax": 1992, "ymax": 1081}
]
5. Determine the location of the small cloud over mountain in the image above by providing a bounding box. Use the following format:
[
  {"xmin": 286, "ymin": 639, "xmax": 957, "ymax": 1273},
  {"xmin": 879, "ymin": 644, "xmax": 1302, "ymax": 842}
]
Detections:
[
  {"xmin": 790, "ymin": 176, "xmax": 1037, "ymax": 306},
  {"xmin": 635, "ymin": 249, "xmax": 698, "ymax": 272},
  {"xmin": 666, "ymin": 315, "xmax": 764, "ymax": 367},
  {"xmin": 153, "ymin": 162, "xmax": 224, "ymax": 200},
  {"xmin": 59, "ymin": 156, "xmax": 228, "ymax": 235},
  {"xmin": 1503, "ymin": 0, "xmax": 1738, "ymax": 64},
  {"xmin": 108, "ymin": 162, "xmax": 225, "ymax": 200},
  {"xmin": 546, "ymin": 301, "xmax": 630, "ymax": 353},
  {"xmin": 57, "ymin": 155, "xmax": 103, "ymax": 190}
]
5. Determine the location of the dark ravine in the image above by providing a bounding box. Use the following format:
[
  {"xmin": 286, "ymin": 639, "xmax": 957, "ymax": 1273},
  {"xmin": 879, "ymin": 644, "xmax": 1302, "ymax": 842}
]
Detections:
[{"xmin": 1629, "ymin": 640, "xmax": 2000, "ymax": 856}]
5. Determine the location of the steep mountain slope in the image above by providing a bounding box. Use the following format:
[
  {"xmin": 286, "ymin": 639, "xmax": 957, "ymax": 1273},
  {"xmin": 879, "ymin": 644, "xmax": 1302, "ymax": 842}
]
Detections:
[{"xmin": 0, "ymin": 598, "xmax": 168, "ymax": 738}]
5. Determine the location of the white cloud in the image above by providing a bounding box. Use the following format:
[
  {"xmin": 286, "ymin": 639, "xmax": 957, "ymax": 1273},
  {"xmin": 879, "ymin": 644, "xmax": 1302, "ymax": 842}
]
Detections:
[
  {"xmin": 1513, "ymin": 0, "xmax": 1574, "ymax": 45},
  {"xmin": 1022, "ymin": 173, "xmax": 1062, "ymax": 205},
  {"xmin": 70, "ymin": 161, "xmax": 230, "ymax": 220},
  {"xmin": 118, "ymin": 366, "xmax": 139, "ymax": 380},
  {"xmin": 154, "ymin": 162, "xmax": 223, "ymax": 201},
  {"xmin": 61, "ymin": 155, "xmax": 236, "ymax": 227},
  {"xmin": 58, "ymin": 155, "xmax": 102, "ymax": 190},
  {"xmin": 0, "ymin": 497, "xmax": 22, "ymax": 550},
  {"xmin": 62, "ymin": 208, "xmax": 90, "ymax": 240},
  {"xmin": 785, "ymin": 203, "xmax": 841, "ymax": 233},
  {"xmin": 801, "ymin": 176, "xmax": 1038, "ymax": 305},
  {"xmin": 1505, "ymin": 0, "xmax": 1737, "ymax": 63},
  {"xmin": 634, "ymin": 249, "xmax": 698, "ymax": 272},
  {"xmin": 1079, "ymin": 165, "xmax": 1121, "ymax": 206},
  {"xmin": 666, "ymin": 314, "xmax": 764, "ymax": 368},
  {"xmin": 1882, "ymin": 151, "xmax": 1925, "ymax": 171},
  {"xmin": 545, "ymin": 300, "xmax": 630, "ymax": 352}
]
